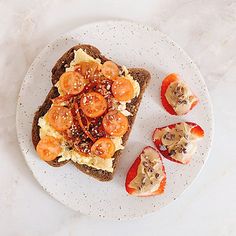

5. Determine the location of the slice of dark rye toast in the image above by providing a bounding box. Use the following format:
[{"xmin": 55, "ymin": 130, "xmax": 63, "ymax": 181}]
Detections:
[{"xmin": 32, "ymin": 44, "xmax": 151, "ymax": 181}]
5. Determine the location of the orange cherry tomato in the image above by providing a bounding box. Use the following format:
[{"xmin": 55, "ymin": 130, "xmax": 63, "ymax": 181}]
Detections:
[
  {"xmin": 102, "ymin": 110, "xmax": 128, "ymax": 136},
  {"xmin": 36, "ymin": 136, "xmax": 62, "ymax": 161},
  {"xmin": 51, "ymin": 94, "xmax": 74, "ymax": 106},
  {"xmin": 46, "ymin": 106, "xmax": 73, "ymax": 131},
  {"xmin": 59, "ymin": 71, "xmax": 86, "ymax": 95},
  {"xmin": 112, "ymin": 77, "xmax": 134, "ymax": 101},
  {"xmin": 91, "ymin": 137, "xmax": 115, "ymax": 158},
  {"xmin": 101, "ymin": 61, "xmax": 119, "ymax": 79},
  {"xmin": 75, "ymin": 61, "xmax": 100, "ymax": 80},
  {"xmin": 80, "ymin": 92, "xmax": 107, "ymax": 118}
]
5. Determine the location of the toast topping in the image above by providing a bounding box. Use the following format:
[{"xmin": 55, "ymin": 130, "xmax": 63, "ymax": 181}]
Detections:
[
  {"xmin": 36, "ymin": 136, "xmax": 62, "ymax": 161},
  {"xmin": 80, "ymin": 92, "xmax": 107, "ymax": 118},
  {"xmin": 46, "ymin": 106, "xmax": 73, "ymax": 132},
  {"xmin": 66, "ymin": 49, "xmax": 101, "ymax": 71},
  {"xmin": 101, "ymin": 61, "xmax": 119, "ymax": 80},
  {"xmin": 112, "ymin": 77, "xmax": 134, "ymax": 101},
  {"xmin": 121, "ymin": 66, "xmax": 140, "ymax": 98},
  {"xmin": 59, "ymin": 71, "xmax": 86, "ymax": 95},
  {"xmin": 153, "ymin": 122, "xmax": 204, "ymax": 164},
  {"xmin": 102, "ymin": 110, "xmax": 128, "ymax": 137},
  {"xmin": 59, "ymin": 148, "xmax": 114, "ymax": 172},
  {"xmin": 91, "ymin": 137, "xmax": 115, "ymax": 159},
  {"xmin": 37, "ymin": 48, "xmax": 140, "ymax": 172}
]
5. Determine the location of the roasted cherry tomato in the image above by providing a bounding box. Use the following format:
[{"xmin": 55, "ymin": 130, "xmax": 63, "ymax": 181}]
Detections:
[
  {"xmin": 74, "ymin": 140, "xmax": 93, "ymax": 157},
  {"xmin": 80, "ymin": 92, "xmax": 107, "ymax": 118},
  {"xmin": 102, "ymin": 110, "xmax": 128, "ymax": 136},
  {"xmin": 36, "ymin": 136, "xmax": 61, "ymax": 161},
  {"xmin": 152, "ymin": 122, "xmax": 204, "ymax": 164},
  {"xmin": 125, "ymin": 146, "xmax": 166, "ymax": 197},
  {"xmin": 73, "ymin": 102, "xmax": 96, "ymax": 142},
  {"xmin": 161, "ymin": 73, "xmax": 198, "ymax": 115},
  {"xmin": 75, "ymin": 61, "xmax": 100, "ymax": 81},
  {"xmin": 46, "ymin": 106, "xmax": 73, "ymax": 131},
  {"xmin": 101, "ymin": 61, "xmax": 119, "ymax": 80},
  {"xmin": 91, "ymin": 137, "xmax": 115, "ymax": 158},
  {"xmin": 51, "ymin": 94, "xmax": 74, "ymax": 106},
  {"xmin": 59, "ymin": 71, "xmax": 86, "ymax": 95},
  {"xmin": 112, "ymin": 77, "xmax": 134, "ymax": 101}
]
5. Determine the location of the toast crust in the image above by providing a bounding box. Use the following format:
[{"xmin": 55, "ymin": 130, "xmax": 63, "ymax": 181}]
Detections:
[{"xmin": 32, "ymin": 44, "xmax": 150, "ymax": 181}]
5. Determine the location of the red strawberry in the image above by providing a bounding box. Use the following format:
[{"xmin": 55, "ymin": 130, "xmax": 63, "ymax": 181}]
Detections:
[
  {"xmin": 125, "ymin": 146, "xmax": 166, "ymax": 197},
  {"xmin": 161, "ymin": 73, "xmax": 198, "ymax": 115},
  {"xmin": 152, "ymin": 122, "xmax": 204, "ymax": 164}
]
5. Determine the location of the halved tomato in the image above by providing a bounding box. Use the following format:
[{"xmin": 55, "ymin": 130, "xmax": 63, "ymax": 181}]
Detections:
[
  {"xmin": 91, "ymin": 137, "xmax": 115, "ymax": 158},
  {"xmin": 59, "ymin": 71, "xmax": 86, "ymax": 95},
  {"xmin": 112, "ymin": 77, "xmax": 134, "ymax": 101},
  {"xmin": 80, "ymin": 92, "xmax": 107, "ymax": 118},
  {"xmin": 102, "ymin": 110, "xmax": 128, "ymax": 136},
  {"xmin": 51, "ymin": 94, "xmax": 74, "ymax": 105},
  {"xmin": 36, "ymin": 136, "xmax": 61, "ymax": 161},
  {"xmin": 46, "ymin": 106, "xmax": 73, "ymax": 131},
  {"xmin": 73, "ymin": 102, "xmax": 96, "ymax": 142},
  {"xmin": 101, "ymin": 61, "xmax": 119, "ymax": 80},
  {"xmin": 75, "ymin": 61, "xmax": 100, "ymax": 81}
]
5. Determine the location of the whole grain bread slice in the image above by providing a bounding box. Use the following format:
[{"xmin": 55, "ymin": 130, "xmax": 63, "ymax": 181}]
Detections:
[{"xmin": 32, "ymin": 44, "xmax": 150, "ymax": 181}]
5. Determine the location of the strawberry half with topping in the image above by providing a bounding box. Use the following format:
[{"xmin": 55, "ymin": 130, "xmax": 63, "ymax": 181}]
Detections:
[
  {"xmin": 125, "ymin": 146, "xmax": 166, "ymax": 197},
  {"xmin": 152, "ymin": 122, "xmax": 204, "ymax": 164},
  {"xmin": 161, "ymin": 73, "xmax": 199, "ymax": 115}
]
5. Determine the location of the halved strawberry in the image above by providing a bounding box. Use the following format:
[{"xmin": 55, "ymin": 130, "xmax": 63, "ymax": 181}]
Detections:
[
  {"xmin": 125, "ymin": 146, "xmax": 166, "ymax": 197},
  {"xmin": 152, "ymin": 122, "xmax": 204, "ymax": 164},
  {"xmin": 161, "ymin": 73, "xmax": 199, "ymax": 115}
]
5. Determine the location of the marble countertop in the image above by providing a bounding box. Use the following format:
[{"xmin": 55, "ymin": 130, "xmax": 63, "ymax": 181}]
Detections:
[{"xmin": 0, "ymin": 0, "xmax": 235, "ymax": 235}]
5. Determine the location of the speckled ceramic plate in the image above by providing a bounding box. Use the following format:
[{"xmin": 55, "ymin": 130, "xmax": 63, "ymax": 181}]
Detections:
[{"xmin": 16, "ymin": 20, "xmax": 213, "ymax": 219}]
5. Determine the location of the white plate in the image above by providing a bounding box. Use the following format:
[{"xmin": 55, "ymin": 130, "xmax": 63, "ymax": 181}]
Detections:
[{"xmin": 16, "ymin": 20, "xmax": 213, "ymax": 219}]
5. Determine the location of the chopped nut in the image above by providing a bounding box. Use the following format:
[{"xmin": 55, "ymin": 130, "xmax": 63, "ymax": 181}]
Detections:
[
  {"xmin": 143, "ymin": 161, "xmax": 149, "ymax": 167},
  {"xmin": 163, "ymin": 132, "xmax": 175, "ymax": 141},
  {"xmin": 141, "ymin": 176, "xmax": 146, "ymax": 186},
  {"xmin": 184, "ymin": 134, "xmax": 189, "ymax": 139},
  {"xmin": 183, "ymin": 142, "xmax": 188, "ymax": 147},
  {"xmin": 155, "ymin": 173, "xmax": 160, "ymax": 179},
  {"xmin": 174, "ymin": 85, "xmax": 184, "ymax": 97},
  {"xmin": 170, "ymin": 149, "xmax": 176, "ymax": 156},
  {"xmin": 147, "ymin": 167, "xmax": 154, "ymax": 173},
  {"xmin": 176, "ymin": 145, "xmax": 188, "ymax": 154},
  {"xmin": 177, "ymin": 99, "xmax": 187, "ymax": 105},
  {"xmin": 159, "ymin": 145, "xmax": 167, "ymax": 151}
]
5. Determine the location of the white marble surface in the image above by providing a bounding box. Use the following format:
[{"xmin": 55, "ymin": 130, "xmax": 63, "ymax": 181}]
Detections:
[{"xmin": 0, "ymin": 0, "xmax": 235, "ymax": 235}]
